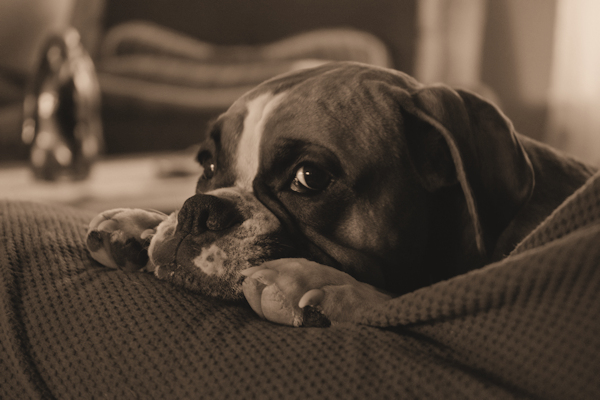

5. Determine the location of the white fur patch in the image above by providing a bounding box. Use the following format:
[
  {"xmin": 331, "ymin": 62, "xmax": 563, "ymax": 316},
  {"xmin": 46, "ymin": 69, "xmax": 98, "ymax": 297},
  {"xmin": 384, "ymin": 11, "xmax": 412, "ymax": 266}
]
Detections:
[
  {"xmin": 236, "ymin": 91, "xmax": 287, "ymax": 191},
  {"xmin": 193, "ymin": 244, "xmax": 229, "ymax": 276}
]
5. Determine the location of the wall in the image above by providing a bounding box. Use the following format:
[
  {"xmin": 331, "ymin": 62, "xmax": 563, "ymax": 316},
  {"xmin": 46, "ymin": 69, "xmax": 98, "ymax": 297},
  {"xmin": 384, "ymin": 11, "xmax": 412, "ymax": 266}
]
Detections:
[
  {"xmin": 0, "ymin": 0, "xmax": 75, "ymax": 75},
  {"xmin": 481, "ymin": 0, "xmax": 557, "ymax": 141}
]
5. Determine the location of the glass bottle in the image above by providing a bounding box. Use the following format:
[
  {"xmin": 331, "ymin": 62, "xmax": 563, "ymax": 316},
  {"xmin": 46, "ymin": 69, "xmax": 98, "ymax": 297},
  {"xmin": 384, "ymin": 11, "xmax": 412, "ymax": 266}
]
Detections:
[{"xmin": 22, "ymin": 27, "xmax": 103, "ymax": 181}]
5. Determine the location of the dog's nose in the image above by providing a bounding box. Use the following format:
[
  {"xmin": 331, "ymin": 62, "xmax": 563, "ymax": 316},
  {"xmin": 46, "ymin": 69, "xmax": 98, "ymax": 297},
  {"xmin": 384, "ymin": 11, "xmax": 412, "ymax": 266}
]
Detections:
[{"xmin": 176, "ymin": 194, "xmax": 243, "ymax": 235}]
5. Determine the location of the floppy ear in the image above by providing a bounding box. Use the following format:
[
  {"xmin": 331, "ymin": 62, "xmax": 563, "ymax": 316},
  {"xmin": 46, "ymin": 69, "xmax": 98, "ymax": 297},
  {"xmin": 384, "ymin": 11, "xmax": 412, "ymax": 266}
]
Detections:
[{"xmin": 397, "ymin": 85, "xmax": 534, "ymax": 258}]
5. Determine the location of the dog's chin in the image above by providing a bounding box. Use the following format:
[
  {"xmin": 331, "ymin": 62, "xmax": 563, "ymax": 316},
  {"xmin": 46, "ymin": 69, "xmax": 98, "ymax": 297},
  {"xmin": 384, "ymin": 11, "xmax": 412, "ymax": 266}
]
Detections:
[
  {"xmin": 150, "ymin": 232, "xmax": 242, "ymax": 299},
  {"xmin": 148, "ymin": 219, "xmax": 294, "ymax": 300}
]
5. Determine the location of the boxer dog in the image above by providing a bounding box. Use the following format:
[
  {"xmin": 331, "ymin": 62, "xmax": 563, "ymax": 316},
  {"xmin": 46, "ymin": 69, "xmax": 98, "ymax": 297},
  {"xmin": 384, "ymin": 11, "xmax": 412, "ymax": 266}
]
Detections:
[{"xmin": 87, "ymin": 62, "xmax": 594, "ymax": 327}]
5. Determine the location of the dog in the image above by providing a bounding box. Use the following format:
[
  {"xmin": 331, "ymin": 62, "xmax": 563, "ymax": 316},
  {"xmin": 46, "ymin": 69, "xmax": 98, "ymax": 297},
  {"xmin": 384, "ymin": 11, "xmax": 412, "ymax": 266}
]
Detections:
[{"xmin": 87, "ymin": 62, "xmax": 595, "ymax": 327}]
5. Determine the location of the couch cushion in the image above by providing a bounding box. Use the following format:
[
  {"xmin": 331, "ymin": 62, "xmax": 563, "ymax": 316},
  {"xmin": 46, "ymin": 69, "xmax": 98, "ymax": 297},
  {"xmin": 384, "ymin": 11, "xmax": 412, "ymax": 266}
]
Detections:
[{"xmin": 1, "ymin": 172, "xmax": 600, "ymax": 399}]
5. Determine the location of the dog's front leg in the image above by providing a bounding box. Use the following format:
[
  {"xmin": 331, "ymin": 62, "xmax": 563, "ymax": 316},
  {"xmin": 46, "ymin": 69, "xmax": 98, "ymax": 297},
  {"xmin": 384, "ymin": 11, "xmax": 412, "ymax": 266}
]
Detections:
[
  {"xmin": 86, "ymin": 208, "xmax": 170, "ymax": 272},
  {"xmin": 242, "ymin": 258, "xmax": 392, "ymax": 327}
]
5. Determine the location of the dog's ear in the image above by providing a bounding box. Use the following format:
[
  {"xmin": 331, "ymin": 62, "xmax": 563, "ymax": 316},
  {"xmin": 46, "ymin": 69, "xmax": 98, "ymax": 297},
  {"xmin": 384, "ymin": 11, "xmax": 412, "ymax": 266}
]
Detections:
[{"xmin": 397, "ymin": 85, "xmax": 534, "ymax": 257}]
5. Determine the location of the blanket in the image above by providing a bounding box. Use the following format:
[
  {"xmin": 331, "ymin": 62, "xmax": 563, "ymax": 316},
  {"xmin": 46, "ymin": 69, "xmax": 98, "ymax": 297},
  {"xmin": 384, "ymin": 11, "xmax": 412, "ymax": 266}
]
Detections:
[{"xmin": 2, "ymin": 172, "xmax": 600, "ymax": 399}]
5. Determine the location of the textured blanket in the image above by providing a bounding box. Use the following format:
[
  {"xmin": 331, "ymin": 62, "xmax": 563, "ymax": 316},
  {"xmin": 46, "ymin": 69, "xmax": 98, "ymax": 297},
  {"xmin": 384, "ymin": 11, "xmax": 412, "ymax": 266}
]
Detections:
[{"xmin": 2, "ymin": 172, "xmax": 600, "ymax": 399}]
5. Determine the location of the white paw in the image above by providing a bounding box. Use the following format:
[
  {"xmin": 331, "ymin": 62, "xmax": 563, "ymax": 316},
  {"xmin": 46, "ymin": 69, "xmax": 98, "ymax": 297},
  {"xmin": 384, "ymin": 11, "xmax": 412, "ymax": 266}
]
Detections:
[
  {"xmin": 86, "ymin": 208, "xmax": 168, "ymax": 272},
  {"xmin": 241, "ymin": 258, "xmax": 392, "ymax": 327}
]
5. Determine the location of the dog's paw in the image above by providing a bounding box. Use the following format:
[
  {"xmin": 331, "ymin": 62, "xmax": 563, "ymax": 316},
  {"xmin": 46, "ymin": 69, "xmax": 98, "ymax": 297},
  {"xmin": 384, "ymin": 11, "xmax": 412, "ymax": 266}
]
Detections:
[
  {"xmin": 86, "ymin": 208, "xmax": 168, "ymax": 272},
  {"xmin": 241, "ymin": 258, "xmax": 392, "ymax": 327}
]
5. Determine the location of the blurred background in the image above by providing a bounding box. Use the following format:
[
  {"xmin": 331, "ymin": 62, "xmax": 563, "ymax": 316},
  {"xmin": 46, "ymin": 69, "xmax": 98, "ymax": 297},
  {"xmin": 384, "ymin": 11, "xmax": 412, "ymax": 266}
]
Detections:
[{"xmin": 0, "ymin": 0, "xmax": 599, "ymax": 165}]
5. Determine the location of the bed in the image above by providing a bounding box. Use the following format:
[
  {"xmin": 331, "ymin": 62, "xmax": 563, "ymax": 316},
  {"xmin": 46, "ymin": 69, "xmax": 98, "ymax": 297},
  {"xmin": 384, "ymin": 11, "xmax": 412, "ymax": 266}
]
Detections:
[{"xmin": 2, "ymin": 171, "xmax": 600, "ymax": 399}]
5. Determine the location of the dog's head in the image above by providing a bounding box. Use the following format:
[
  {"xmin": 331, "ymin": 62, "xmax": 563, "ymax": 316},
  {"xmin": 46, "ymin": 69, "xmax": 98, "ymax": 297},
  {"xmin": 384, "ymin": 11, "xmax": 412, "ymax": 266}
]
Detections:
[{"xmin": 149, "ymin": 62, "xmax": 534, "ymax": 299}]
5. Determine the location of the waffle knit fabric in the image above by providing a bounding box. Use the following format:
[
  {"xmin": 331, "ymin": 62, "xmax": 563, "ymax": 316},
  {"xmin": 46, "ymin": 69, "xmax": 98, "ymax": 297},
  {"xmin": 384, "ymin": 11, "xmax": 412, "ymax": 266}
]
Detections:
[{"xmin": 2, "ymin": 173, "xmax": 600, "ymax": 399}]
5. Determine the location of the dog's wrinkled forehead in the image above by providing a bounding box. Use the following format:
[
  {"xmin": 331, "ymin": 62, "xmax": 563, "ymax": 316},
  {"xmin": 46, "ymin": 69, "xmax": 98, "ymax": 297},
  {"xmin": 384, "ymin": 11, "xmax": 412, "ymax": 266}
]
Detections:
[{"xmin": 212, "ymin": 62, "xmax": 422, "ymax": 190}]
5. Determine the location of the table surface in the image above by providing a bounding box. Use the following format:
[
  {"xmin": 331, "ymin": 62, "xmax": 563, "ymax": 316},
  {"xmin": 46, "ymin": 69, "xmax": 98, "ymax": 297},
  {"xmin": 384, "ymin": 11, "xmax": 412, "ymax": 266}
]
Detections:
[{"xmin": 0, "ymin": 151, "xmax": 202, "ymax": 214}]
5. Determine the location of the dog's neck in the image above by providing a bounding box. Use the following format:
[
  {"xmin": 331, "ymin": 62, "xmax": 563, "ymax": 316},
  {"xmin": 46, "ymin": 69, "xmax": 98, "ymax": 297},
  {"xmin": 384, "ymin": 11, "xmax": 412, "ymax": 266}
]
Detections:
[
  {"xmin": 378, "ymin": 186, "xmax": 484, "ymax": 294},
  {"xmin": 492, "ymin": 136, "xmax": 596, "ymax": 260},
  {"xmin": 428, "ymin": 186, "xmax": 486, "ymax": 279},
  {"xmin": 422, "ymin": 136, "xmax": 596, "ymax": 279}
]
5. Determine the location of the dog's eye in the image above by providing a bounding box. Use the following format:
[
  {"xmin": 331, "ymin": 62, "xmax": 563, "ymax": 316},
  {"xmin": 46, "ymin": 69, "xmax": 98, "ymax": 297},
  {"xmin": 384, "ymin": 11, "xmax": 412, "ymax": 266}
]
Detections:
[
  {"xmin": 291, "ymin": 163, "xmax": 331, "ymax": 193},
  {"xmin": 201, "ymin": 160, "xmax": 216, "ymax": 180},
  {"xmin": 197, "ymin": 152, "xmax": 216, "ymax": 180}
]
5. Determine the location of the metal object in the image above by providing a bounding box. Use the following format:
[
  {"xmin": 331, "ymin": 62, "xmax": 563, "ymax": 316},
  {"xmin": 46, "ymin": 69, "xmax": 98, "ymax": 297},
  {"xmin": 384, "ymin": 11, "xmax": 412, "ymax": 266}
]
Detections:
[{"xmin": 22, "ymin": 28, "xmax": 103, "ymax": 181}]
